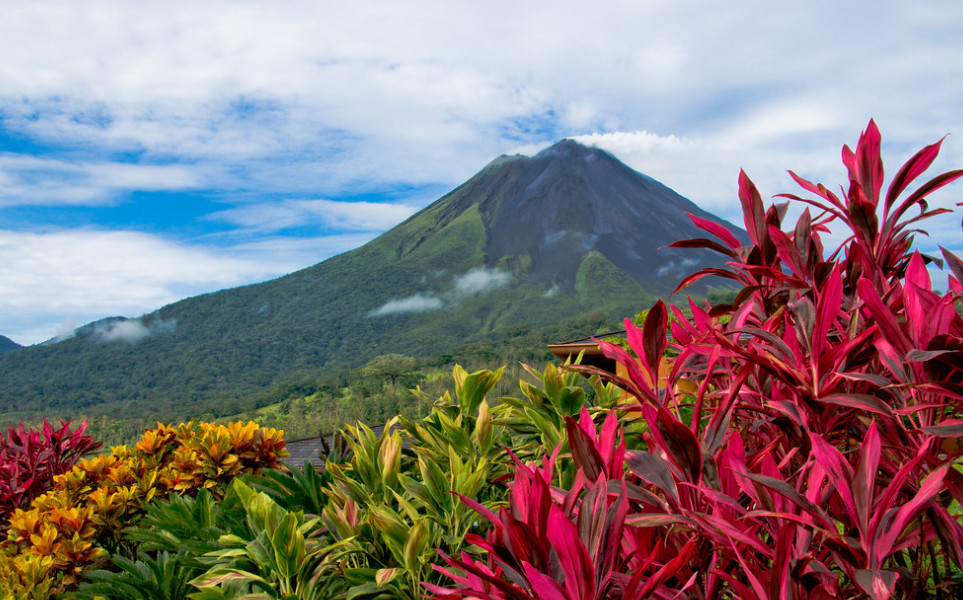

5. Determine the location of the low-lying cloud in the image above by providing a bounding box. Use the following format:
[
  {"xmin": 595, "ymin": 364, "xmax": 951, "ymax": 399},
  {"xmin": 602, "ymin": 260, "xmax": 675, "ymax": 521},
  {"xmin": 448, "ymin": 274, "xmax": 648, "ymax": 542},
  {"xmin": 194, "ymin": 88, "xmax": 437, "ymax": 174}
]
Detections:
[
  {"xmin": 369, "ymin": 293, "xmax": 444, "ymax": 317},
  {"xmin": 656, "ymin": 258, "xmax": 699, "ymax": 278},
  {"xmin": 369, "ymin": 267, "xmax": 512, "ymax": 317},
  {"xmin": 453, "ymin": 267, "xmax": 512, "ymax": 295},
  {"xmin": 49, "ymin": 317, "xmax": 178, "ymax": 345},
  {"xmin": 89, "ymin": 317, "xmax": 176, "ymax": 344}
]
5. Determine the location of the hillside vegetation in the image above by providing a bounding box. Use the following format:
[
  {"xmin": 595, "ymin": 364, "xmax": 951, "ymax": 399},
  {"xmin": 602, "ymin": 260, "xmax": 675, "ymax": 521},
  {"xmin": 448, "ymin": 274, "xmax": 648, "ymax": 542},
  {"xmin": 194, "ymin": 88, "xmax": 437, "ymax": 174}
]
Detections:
[
  {"xmin": 3, "ymin": 121, "xmax": 963, "ymax": 599},
  {"xmin": 0, "ymin": 140, "xmax": 742, "ymax": 427}
]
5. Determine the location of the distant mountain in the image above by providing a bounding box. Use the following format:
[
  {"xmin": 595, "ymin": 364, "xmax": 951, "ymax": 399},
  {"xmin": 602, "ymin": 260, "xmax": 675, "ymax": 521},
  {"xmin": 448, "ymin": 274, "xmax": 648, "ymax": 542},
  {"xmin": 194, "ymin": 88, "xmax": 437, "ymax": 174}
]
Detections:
[
  {"xmin": 0, "ymin": 140, "xmax": 747, "ymax": 422},
  {"xmin": 0, "ymin": 335, "xmax": 21, "ymax": 354}
]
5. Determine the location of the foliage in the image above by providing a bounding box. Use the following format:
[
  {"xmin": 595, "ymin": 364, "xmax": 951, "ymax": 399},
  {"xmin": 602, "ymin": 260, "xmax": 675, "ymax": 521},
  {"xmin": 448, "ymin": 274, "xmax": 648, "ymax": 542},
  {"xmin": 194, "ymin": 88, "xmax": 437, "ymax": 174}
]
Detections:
[
  {"xmin": 0, "ymin": 421, "xmax": 287, "ymax": 599},
  {"xmin": 431, "ymin": 121, "xmax": 963, "ymax": 598},
  {"xmin": 427, "ymin": 411, "xmax": 657, "ymax": 599},
  {"xmin": 5, "ymin": 120, "xmax": 962, "ymax": 600},
  {"xmin": 189, "ymin": 479, "xmax": 341, "ymax": 600},
  {"xmin": 5, "ymin": 308, "xmax": 620, "ymax": 447},
  {"xmin": 75, "ymin": 551, "xmax": 200, "ymax": 600},
  {"xmin": 493, "ymin": 360, "xmax": 623, "ymax": 487},
  {"xmin": 312, "ymin": 366, "xmax": 512, "ymax": 599},
  {"xmin": 0, "ymin": 419, "xmax": 102, "ymax": 524},
  {"xmin": 71, "ymin": 488, "xmax": 245, "ymax": 600}
]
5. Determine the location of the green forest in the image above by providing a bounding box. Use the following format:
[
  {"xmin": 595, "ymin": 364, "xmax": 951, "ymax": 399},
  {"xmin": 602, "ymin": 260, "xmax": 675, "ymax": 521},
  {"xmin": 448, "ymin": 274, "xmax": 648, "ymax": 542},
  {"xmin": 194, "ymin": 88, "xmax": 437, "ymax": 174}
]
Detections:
[{"xmin": 43, "ymin": 310, "xmax": 627, "ymax": 445}]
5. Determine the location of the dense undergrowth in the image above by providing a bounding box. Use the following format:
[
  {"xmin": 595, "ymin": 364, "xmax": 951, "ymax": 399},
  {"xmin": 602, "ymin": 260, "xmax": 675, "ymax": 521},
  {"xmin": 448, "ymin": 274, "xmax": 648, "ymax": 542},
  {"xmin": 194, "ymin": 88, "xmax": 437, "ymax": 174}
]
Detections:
[
  {"xmin": 14, "ymin": 309, "xmax": 626, "ymax": 447},
  {"xmin": 2, "ymin": 121, "xmax": 963, "ymax": 599}
]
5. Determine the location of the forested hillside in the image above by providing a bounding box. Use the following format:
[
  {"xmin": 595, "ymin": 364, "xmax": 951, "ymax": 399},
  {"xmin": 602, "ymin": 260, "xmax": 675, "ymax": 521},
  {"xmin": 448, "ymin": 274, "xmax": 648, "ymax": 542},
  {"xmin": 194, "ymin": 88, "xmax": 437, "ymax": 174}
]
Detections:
[
  {"xmin": 0, "ymin": 335, "xmax": 19, "ymax": 354},
  {"xmin": 0, "ymin": 140, "xmax": 743, "ymax": 427}
]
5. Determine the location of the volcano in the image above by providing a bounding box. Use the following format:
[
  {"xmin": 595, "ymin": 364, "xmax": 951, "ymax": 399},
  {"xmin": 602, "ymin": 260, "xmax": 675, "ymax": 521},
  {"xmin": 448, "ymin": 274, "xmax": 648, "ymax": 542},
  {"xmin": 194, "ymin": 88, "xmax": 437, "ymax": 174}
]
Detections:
[{"xmin": 0, "ymin": 140, "xmax": 746, "ymax": 419}]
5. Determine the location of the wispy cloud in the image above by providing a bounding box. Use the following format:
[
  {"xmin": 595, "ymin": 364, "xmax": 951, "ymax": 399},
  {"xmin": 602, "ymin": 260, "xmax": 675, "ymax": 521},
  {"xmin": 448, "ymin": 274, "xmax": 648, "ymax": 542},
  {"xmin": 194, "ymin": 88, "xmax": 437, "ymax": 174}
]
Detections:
[
  {"xmin": 453, "ymin": 267, "xmax": 512, "ymax": 296},
  {"xmin": 210, "ymin": 199, "xmax": 419, "ymax": 233},
  {"xmin": 0, "ymin": 154, "xmax": 198, "ymax": 207},
  {"xmin": 84, "ymin": 317, "xmax": 176, "ymax": 344},
  {"xmin": 0, "ymin": 228, "xmax": 283, "ymax": 344},
  {"xmin": 369, "ymin": 293, "xmax": 444, "ymax": 317},
  {"xmin": 1, "ymin": 1, "xmax": 961, "ymax": 341},
  {"xmin": 369, "ymin": 267, "xmax": 512, "ymax": 317}
]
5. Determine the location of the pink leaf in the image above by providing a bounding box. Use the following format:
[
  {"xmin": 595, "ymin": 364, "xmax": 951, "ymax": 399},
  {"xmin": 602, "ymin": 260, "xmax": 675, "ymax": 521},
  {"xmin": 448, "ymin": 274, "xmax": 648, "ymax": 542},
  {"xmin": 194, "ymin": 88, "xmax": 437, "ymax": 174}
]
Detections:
[
  {"xmin": 885, "ymin": 136, "xmax": 946, "ymax": 212},
  {"xmin": 920, "ymin": 420, "xmax": 963, "ymax": 437},
  {"xmin": 854, "ymin": 569, "xmax": 898, "ymax": 600},
  {"xmin": 686, "ymin": 212, "xmax": 742, "ymax": 249},
  {"xmin": 547, "ymin": 505, "xmax": 595, "ymax": 600},
  {"xmin": 786, "ymin": 171, "xmax": 845, "ymax": 211},
  {"xmin": 739, "ymin": 170, "xmax": 766, "ymax": 247},
  {"xmin": 813, "ymin": 266, "xmax": 843, "ymax": 355},
  {"xmin": 817, "ymin": 394, "xmax": 895, "ymax": 418},
  {"xmin": 625, "ymin": 450, "xmax": 678, "ymax": 500},
  {"xmin": 654, "ymin": 410, "xmax": 702, "ymax": 484},
  {"xmin": 857, "ymin": 279, "xmax": 912, "ymax": 354},
  {"xmin": 738, "ymin": 472, "xmax": 836, "ymax": 532},
  {"xmin": 641, "ymin": 300, "xmax": 668, "ymax": 378},
  {"xmin": 631, "ymin": 539, "xmax": 696, "ymax": 599},
  {"xmin": 565, "ymin": 415, "xmax": 604, "ymax": 482},
  {"xmin": 769, "ymin": 523, "xmax": 796, "ymax": 600},
  {"xmin": 666, "ymin": 237, "xmax": 738, "ymax": 257},
  {"xmin": 939, "ymin": 246, "xmax": 963, "ymax": 284},
  {"xmin": 892, "ymin": 168, "xmax": 963, "ymax": 225},
  {"xmin": 520, "ymin": 561, "xmax": 569, "ymax": 600},
  {"xmin": 855, "ymin": 119, "xmax": 885, "ymax": 208},
  {"xmin": 875, "ymin": 465, "xmax": 949, "ymax": 560},
  {"xmin": 809, "ymin": 435, "xmax": 857, "ymax": 520},
  {"xmin": 854, "ymin": 422, "xmax": 881, "ymax": 534}
]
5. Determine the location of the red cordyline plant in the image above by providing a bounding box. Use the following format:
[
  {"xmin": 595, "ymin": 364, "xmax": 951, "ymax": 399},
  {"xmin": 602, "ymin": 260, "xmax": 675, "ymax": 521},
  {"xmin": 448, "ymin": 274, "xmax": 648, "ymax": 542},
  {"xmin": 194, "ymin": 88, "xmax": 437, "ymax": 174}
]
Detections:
[
  {"xmin": 427, "ymin": 410, "xmax": 702, "ymax": 599},
  {"xmin": 0, "ymin": 419, "xmax": 102, "ymax": 524},
  {"xmin": 429, "ymin": 121, "xmax": 963, "ymax": 599}
]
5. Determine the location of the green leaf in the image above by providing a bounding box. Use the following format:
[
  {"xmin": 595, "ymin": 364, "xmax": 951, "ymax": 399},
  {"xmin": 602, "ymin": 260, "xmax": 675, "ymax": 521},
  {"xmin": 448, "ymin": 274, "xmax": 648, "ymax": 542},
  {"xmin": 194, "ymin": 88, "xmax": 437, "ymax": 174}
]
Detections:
[{"xmin": 454, "ymin": 366, "xmax": 504, "ymax": 415}]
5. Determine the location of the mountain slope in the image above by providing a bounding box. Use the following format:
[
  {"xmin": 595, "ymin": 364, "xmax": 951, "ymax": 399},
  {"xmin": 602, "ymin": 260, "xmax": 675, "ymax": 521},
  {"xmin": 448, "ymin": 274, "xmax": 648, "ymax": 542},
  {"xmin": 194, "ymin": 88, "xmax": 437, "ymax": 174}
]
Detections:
[
  {"xmin": 0, "ymin": 140, "xmax": 746, "ymax": 422},
  {"xmin": 0, "ymin": 335, "xmax": 20, "ymax": 354}
]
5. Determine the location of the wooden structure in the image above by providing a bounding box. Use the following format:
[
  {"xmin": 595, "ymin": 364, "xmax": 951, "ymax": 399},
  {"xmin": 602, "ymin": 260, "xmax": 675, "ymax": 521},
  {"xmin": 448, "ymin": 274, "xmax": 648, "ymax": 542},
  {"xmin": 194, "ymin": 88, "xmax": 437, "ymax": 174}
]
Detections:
[{"xmin": 546, "ymin": 331, "xmax": 626, "ymax": 378}]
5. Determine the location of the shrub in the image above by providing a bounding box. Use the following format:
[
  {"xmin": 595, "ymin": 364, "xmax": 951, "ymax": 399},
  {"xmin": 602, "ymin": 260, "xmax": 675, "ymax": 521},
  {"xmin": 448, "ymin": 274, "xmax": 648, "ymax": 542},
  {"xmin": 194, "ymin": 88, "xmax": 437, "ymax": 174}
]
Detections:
[
  {"xmin": 433, "ymin": 121, "xmax": 963, "ymax": 598},
  {"xmin": 0, "ymin": 419, "xmax": 102, "ymax": 525},
  {"xmin": 0, "ymin": 420, "xmax": 287, "ymax": 599},
  {"xmin": 314, "ymin": 366, "xmax": 512, "ymax": 599}
]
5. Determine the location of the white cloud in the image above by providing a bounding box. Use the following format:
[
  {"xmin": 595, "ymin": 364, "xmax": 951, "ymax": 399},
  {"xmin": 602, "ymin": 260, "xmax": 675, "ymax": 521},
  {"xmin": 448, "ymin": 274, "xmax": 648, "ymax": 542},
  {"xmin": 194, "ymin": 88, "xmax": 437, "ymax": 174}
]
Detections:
[
  {"xmin": 1, "ymin": 0, "xmax": 962, "ymax": 342},
  {"xmin": 657, "ymin": 258, "xmax": 699, "ymax": 279},
  {"xmin": 87, "ymin": 317, "xmax": 176, "ymax": 344},
  {"xmin": 369, "ymin": 267, "xmax": 513, "ymax": 317},
  {"xmin": 453, "ymin": 268, "xmax": 511, "ymax": 296},
  {"xmin": 211, "ymin": 199, "xmax": 419, "ymax": 233},
  {"xmin": 92, "ymin": 319, "xmax": 150, "ymax": 344},
  {"xmin": 0, "ymin": 229, "xmax": 285, "ymax": 344},
  {"xmin": 0, "ymin": 154, "xmax": 197, "ymax": 207},
  {"xmin": 369, "ymin": 293, "xmax": 444, "ymax": 317}
]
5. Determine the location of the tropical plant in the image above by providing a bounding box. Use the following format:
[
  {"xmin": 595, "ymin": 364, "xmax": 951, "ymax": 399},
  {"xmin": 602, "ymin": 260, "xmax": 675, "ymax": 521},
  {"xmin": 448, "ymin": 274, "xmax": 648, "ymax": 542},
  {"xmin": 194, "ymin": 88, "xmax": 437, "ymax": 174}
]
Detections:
[
  {"xmin": 71, "ymin": 488, "xmax": 245, "ymax": 600},
  {"xmin": 428, "ymin": 409, "xmax": 664, "ymax": 600},
  {"xmin": 313, "ymin": 366, "xmax": 512, "ymax": 599},
  {"xmin": 0, "ymin": 421, "xmax": 287, "ymax": 599},
  {"xmin": 492, "ymin": 359, "xmax": 623, "ymax": 487},
  {"xmin": 190, "ymin": 479, "xmax": 344, "ymax": 600},
  {"xmin": 433, "ymin": 121, "xmax": 963, "ymax": 598},
  {"xmin": 0, "ymin": 419, "xmax": 102, "ymax": 524},
  {"xmin": 247, "ymin": 459, "xmax": 331, "ymax": 518},
  {"xmin": 72, "ymin": 551, "xmax": 199, "ymax": 600}
]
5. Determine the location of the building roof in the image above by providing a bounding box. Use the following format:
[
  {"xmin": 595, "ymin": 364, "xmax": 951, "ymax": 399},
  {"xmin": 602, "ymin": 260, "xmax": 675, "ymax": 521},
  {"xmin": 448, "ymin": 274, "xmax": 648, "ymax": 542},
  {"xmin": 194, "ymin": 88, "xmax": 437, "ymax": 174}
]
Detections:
[{"xmin": 282, "ymin": 424, "xmax": 390, "ymax": 471}]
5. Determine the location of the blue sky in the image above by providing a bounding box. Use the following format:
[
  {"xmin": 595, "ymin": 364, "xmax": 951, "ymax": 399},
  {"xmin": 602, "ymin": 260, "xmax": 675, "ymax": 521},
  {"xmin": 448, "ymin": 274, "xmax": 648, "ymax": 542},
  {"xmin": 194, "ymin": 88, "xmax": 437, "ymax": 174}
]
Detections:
[{"xmin": 2, "ymin": 0, "xmax": 962, "ymax": 345}]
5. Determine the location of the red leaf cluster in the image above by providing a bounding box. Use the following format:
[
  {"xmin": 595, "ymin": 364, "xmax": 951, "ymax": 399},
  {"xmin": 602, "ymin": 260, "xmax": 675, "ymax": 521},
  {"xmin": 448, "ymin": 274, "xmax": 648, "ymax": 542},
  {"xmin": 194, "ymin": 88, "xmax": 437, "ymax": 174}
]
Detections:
[
  {"xmin": 0, "ymin": 419, "xmax": 102, "ymax": 524},
  {"xmin": 431, "ymin": 121, "xmax": 963, "ymax": 599}
]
